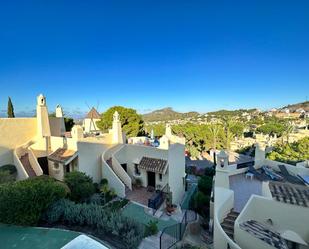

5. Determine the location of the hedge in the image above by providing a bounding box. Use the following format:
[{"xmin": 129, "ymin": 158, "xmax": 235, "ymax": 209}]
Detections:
[{"xmin": 0, "ymin": 175, "xmax": 68, "ymax": 225}]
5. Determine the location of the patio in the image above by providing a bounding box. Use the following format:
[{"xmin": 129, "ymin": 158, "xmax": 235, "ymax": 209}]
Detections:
[
  {"xmin": 126, "ymin": 186, "xmax": 155, "ymax": 206},
  {"xmin": 229, "ymin": 173, "xmax": 262, "ymax": 212}
]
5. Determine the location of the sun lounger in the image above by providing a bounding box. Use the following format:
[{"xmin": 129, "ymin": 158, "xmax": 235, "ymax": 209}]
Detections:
[
  {"xmin": 262, "ymin": 166, "xmax": 283, "ymax": 181},
  {"xmin": 248, "ymin": 165, "xmax": 270, "ymax": 181},
  {"xmin": 278, "ymin": 165, "xmax": 304, "ymax": 185},
  {"xmin": 298, "ymin": 174, "xmax": 309, "ymax": 185}
]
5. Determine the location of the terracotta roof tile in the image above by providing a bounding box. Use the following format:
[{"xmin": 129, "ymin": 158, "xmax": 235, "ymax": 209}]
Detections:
[
  {"xmin": 48, "ymin": 148, "xmax": 77, "ymax": 164},
  {"xmin": 138, "ymin": 156, "xmax": 168, "ymax": 174},
  {"xmin": 86, "ymin": 107, "xmax": 101, "ymax": 119}
]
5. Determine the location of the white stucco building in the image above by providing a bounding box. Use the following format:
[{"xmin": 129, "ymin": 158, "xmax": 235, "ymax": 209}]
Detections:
[
  {"xmin": 0, "ymin": 94, "xmax": 186, "ymax": 210},
  {"xmin": 211, "ymin": 144, "xmax": 309, "ymax": 249}
]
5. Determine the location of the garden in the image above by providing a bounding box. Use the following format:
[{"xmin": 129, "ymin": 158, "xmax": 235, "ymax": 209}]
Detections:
[{"xmin": 0, "ymin": 170, "xmax": 157, "ymax": 249}]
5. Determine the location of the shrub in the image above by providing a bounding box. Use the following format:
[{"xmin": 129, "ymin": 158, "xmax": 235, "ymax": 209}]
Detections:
[
  {"xmin": 192, "ymin": 191, "xmax": 210, "ymax": 218},
  {"xmin": 204, "ymin": 167, "xmax": 215, "ymax": 177},
  {"xmin": 100, "ymin": 178, "xmax": 108, "ymax": 185},
  {"xmin": 43, "ymin": 198, "xmax": 144, "ymax": 249},
  {"xmin": 43, "ymin": 198, "xmax": 70, "ymax": 224},
  {"xmin": 0, "ymin": 164, "xmax": 17, "ymax": 175},
  {"xmin": 0, "ymin": 170, "xmax": 15, "ymax": 184},
  {"xmin": 64, "ymin": 171, "xmax": 95, "ymax": 202},
  {"xmin": 198, "ymin": 176, "xmax": 213, "ymax": 195},
  {"xmin": 0, "ymin": 176, "xmax": 67, "ymax": 226},
  {"xmin": 89, "ymin": 193, "xmax": 105, "ymax": 205},
  {"xmin": 0, "ymin": 164, "xmax": 17, "ymax": 184},
  {"xmin": 145, "ymin": 220, "xmax": 158, "ymax": 236}
]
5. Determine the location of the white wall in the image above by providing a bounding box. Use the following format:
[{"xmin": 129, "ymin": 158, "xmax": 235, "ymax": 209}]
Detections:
[
  {"xmin": 168, "ymin": 143, "xmax": 186, "ymax": 205},
  {"xmin": 113, "ymin": 144, "xmax": 169, "ymax": 189},
  {"xmin": 0, "ymin": 118, "xmax": 37, "ymax": 165},
  {"xmin": 77, "ymin": 141, "xmax": 108, "ymax": 183},
  {"xmin": 213, "ymin": 187, "xmax": 241, "ymax": 249},
  {"xmin": 235, "ymin": 196, "xmax": 309, "ymax": 249}
]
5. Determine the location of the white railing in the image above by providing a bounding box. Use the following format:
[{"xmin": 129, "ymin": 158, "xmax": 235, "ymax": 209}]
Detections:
[
  {"xmin": 28, "ymin": 147, "xmax": 43, "ymax": 176},
  {"xmin": 101, "ymin": 147, "xmax": 126, "ymax": 198},
  {"xmin": 213, "ymin": 187, "xmax": 242, "ymax": 249},
  {"xmin": 111, "ymin": 145, "xmax": 132, "ymax": 190},
  {"xmin": 13, "ymin": 148, "xmax": 28, "ymax": 180}
]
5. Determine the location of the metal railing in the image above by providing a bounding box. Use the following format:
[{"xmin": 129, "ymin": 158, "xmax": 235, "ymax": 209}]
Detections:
[
  {"xmin": 159, "ymin": 210, "xmax": 197, "ymax": 249},
  {"xmin": 149, "ymin": 184, "xmax": 169, "ymax": 215}
]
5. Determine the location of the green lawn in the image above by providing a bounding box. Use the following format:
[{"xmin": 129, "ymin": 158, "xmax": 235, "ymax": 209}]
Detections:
[
  {"xmin": 0, "ymin": 224, "xmax": 80, "ymax": 249},
  {"xmin": 121, "ymin": 202, "xmax": 178, "ymax": 231}
]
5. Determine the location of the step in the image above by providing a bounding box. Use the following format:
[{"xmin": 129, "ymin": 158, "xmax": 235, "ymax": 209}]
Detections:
[
  {"xmin": 223, "ymin": 217, "xmax": 235, "ymax": 225},
  {"xmin": 221, "ymin": 222, "xmax": 234, "ymax": 231},
  {"xmin": 224, "ymin": 229, "xmax": 234, "ymax": 239},
  {"xmin": 228, "ymin": 212, "xmax": 239, "ymax": 219}
]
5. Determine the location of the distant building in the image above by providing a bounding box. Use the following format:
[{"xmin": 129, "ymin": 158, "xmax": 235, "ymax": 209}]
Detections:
[{"xmin": 83, "ymin": 107, "xmax": 101, "ymax": 133}]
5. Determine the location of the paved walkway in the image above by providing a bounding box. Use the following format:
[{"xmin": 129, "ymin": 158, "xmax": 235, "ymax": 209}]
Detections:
[
  {"xmin": 121, "ymin": 202, "xmax": 178, "ymax": 231},
  {"xmin": 0, "ymin": 224, "xmax": 80, "ymax": 249}
]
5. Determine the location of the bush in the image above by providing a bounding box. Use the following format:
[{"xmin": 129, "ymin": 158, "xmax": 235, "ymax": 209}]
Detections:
[
  {"xmin": 43, "ymin": 198, "xmax": 144, "ymax": 249},
  {"xmin": 0, "ymin": 164, "xmax": 17, "ymax": 175},
  {"xmin": 0, "ymin": 165, "xmax": 17, "ymax": 184},
  {"xmin": 192, "ymin": 191, "xmax": 210, "ymax": 218},
  {"xmin": 198, "ymin": 176, "xmax": 213, "ymax": 195},
  {"xmin": 64, "ymin": 172, "xmax": 96, "ymax": 202},
  {"xmin": 0, "ymin": 176, "xmax": 68, "ymax": 226},
  {"xmin": 145, "ymin": 220, "xmax": 158, "ymax": 236},
  {"xmin": 89, "ymin": 193, "xmax": 105, "ymax": 205}
]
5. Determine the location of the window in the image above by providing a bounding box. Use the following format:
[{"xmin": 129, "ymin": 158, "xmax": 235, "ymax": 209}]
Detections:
[
  {"xmin": 53, "ymin": 162, "xmax": 59, "ymax": 170},
  {"xmin": 159, "ymin": 174, "xmax": 162, "ymax": 181},
  {"xmin": 134, "ymin": 164, "xmax": 140, "ymax": 175}
]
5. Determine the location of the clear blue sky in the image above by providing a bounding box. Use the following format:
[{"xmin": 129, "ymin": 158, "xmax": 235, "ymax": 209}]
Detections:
[{"xmin": 0, "ymin": 0, "xmax": 308, "ymax": 116}]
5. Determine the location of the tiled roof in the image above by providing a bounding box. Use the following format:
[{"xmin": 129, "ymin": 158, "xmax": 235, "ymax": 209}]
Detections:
[
  {"xmin": 240, "ymin": 220, "xmax": 288, "ymax": 249},
  {"xmin": 86, "ymin": 107, "xmax": 101, "ymax": 119},
  {"xmin": 138, "ymin": 157, "xmax": 168, "ymax": 174},
  {"xmin": 48, "ymin": 148, "xmax": 77, "ymax": 165},
  {"xmin": 269, "ymin": 181, "xmax": 309, "ymax": 207}
]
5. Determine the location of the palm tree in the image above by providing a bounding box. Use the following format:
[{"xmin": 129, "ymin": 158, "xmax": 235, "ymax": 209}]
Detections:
[
  {"xmin": 207, "ymin": 123, "xmax": 222, "ymax": 166},
  {"xmin": 222, "ymin": 117, "xmax": 235, "ymax": 150},
  {"xmin": 283, "ymin": 122, "xmax": 294, "ymax": 144}
]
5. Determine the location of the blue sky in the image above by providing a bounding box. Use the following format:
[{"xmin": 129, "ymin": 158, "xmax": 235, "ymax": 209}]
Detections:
[{"xmin": 0, "ymin": 0, "xmax": 308, "ymax": 116}]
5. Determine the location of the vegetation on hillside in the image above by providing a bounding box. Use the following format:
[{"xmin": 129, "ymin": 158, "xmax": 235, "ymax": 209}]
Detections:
[
  {"xmin": 143, "ymin": 107, "xmax": 199, "ymax": 122},
  {"xmin": 97, "ymin": 106, "xmax": 144, "ymax": 137},
  {"xmin": 267, "ymin": 137, "xmax": 309, "ymax": 165}
]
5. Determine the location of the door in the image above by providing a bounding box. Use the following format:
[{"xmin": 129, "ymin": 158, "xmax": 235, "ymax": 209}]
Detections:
[
  {"xmin": 147, "ymin": 171, "xmax": 156, "ymax": 188},
  {"xmin": 121, "ymin": 163, "xmax": 127, "ymax": 172}
]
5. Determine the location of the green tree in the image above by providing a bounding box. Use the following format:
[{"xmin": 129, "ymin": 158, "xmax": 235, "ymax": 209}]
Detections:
[
  {"xmin": 267, "ymin": 137, "xmax": 309, "ymax": 165},
  {"xmin": 64, "ymin": 171, "xmax": 95, "ymax": 202},
  {"xmin": 97, "ymin": 106, "xmax": 144, "ymax": 137},
  {"xmin": 64, "ymin": 117, "xmax": 75, "ymax": 131},
  {"xmin": 49, "ymin": 112, "xmax": 75, "ymax": 131},
  {"xmin": 7, "ymin": 97, "xmax": 15, "ymax": 118},
  {"xmin": 208, "ymin": 123, "xmax": 221, "ymax": 150}
]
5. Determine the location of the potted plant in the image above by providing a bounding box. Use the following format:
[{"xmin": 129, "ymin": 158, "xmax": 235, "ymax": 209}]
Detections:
[{"xmin": 135, "ymin": 178, "xmax": 142, "ymax": 188}]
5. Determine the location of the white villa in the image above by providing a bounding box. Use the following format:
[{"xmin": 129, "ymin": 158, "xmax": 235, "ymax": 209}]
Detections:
[
  {"xmin": 211, "ymin": 144, "xmax": 309, "ymax": 249},
  {"xmin": 0, "ymin": 94, "xmax": 186, "ymax": 208}
]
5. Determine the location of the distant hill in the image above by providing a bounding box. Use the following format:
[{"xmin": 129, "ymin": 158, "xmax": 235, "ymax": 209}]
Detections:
[
  {"xmin": 281, "ymin": 101, "xmax": 309, "ymax": 112},
  {"xmin": 143, "ymin": 107, "xmax": 199, "ymax": 122}
]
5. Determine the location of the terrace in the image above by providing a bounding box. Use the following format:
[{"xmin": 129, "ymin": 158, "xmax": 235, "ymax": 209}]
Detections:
[{"xmin": 229, "ymin": 173, "xmax": 263, "ymax": 212}]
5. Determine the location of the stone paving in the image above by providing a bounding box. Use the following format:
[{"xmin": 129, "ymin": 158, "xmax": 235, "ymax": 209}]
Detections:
[
  {"xmin": 229, "ymin": 173, "xmax": 262, "ymax": 212},
  {"xmin": 126, "ymin": 186, "xmax": 154, "ymax": 206}
]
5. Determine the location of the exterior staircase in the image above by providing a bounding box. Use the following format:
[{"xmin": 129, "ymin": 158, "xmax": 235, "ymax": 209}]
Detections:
[
  {"xmin": 107, "ymin": 157, "xmax": 130, "ymax": 195},
  {"xmin": 20, "ymin": 153, "xmax": 36, "ymax": 177},
  {"xmin": 221, "ymin": 210, "xmax": 239, "ymax": 239}
]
